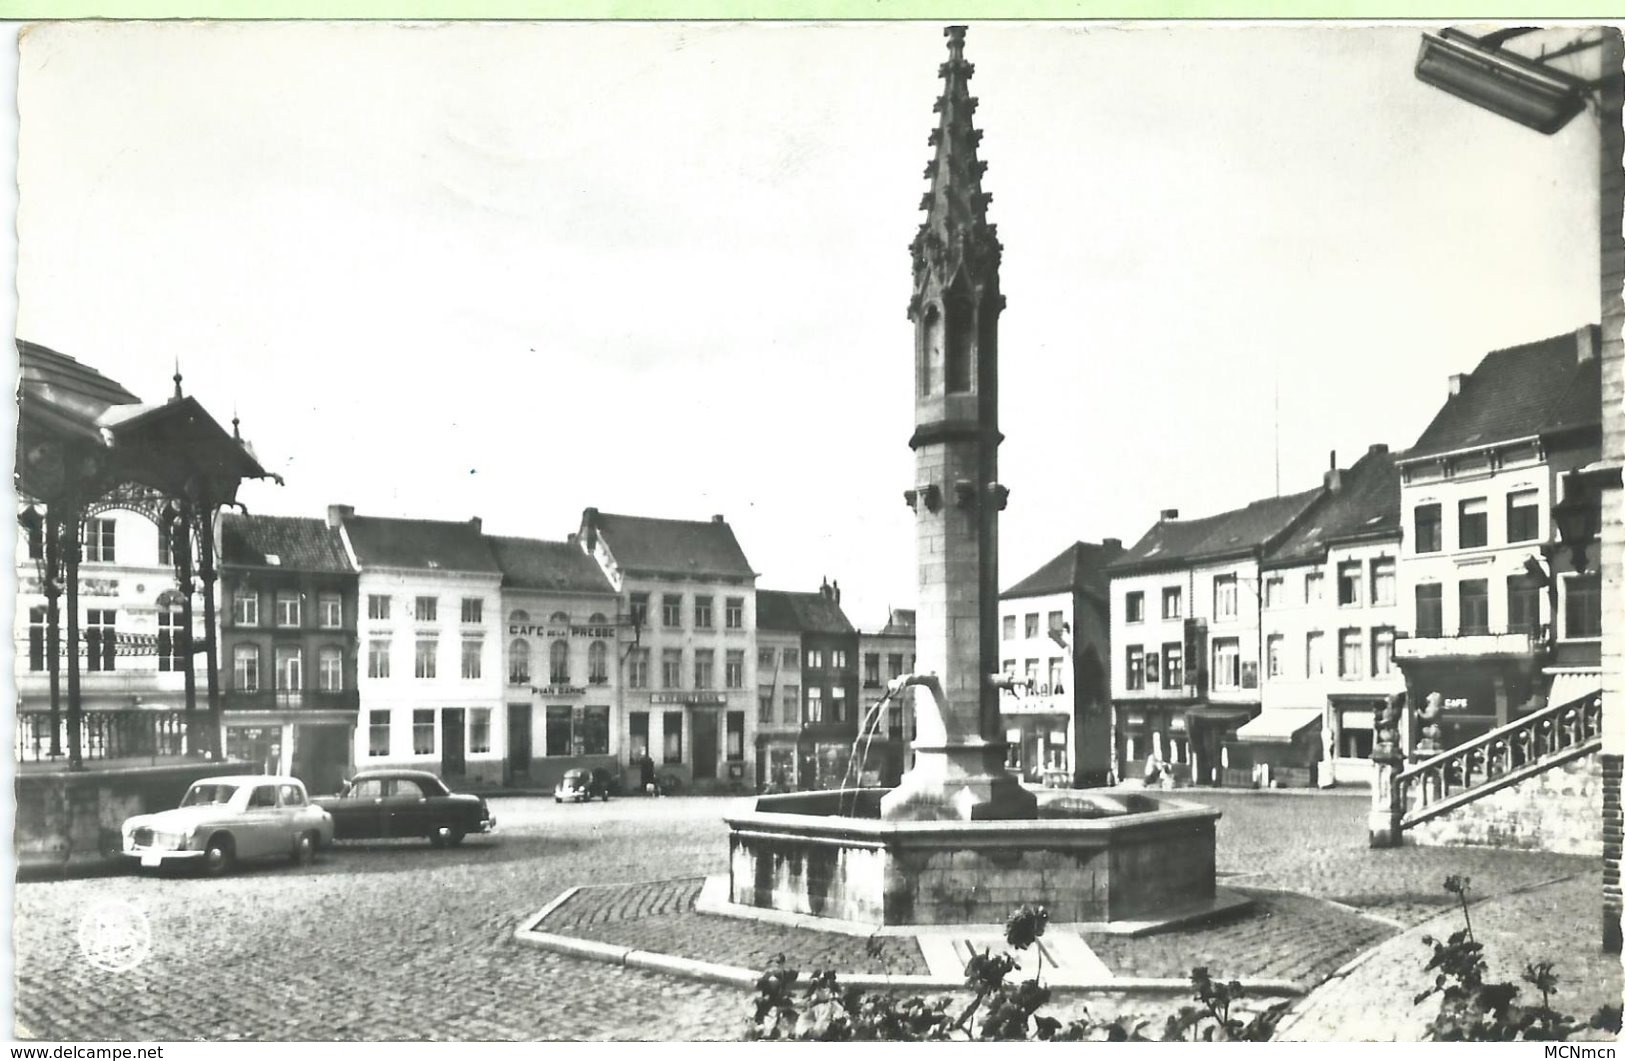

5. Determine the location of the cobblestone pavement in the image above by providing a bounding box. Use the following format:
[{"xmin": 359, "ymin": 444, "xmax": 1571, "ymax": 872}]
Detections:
[
  {"xmin": 13, "ymin": 789, "xmax": 1605, "ymax": 1041},
  {"xmin": 546, "ymin": 878, "xmax": 928, "ymax": 975}
]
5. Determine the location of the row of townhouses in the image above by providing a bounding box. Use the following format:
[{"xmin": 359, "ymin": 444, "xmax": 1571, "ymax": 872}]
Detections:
[{"xmin": 1103, "ymin": 325, "xmax": 1604, "ymax": 788}]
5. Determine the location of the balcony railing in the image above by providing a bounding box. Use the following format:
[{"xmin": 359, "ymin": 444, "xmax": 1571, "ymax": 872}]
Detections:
[
  {"xmin": 222, "ymin": 689, "xmax": 360, "ymax": 712},
  {"xmin": 16, "ymin": 710, "xmax": 188, "ymax": 764},
  {"xmin": 1395, "ymin": 692, "xmax": 1601, "ymax": 830}
]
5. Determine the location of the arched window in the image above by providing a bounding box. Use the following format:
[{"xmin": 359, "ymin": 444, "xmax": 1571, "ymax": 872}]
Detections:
[
  {"xmin": 549, "ymin": 611, "xmax": 570, "ymax": 625},
  {"xmin": 588, "ymin": 641, "xmax": 608, "ymax": 684},
  {"xmin": 509, "ymin": 609, "xmax": 530, "ymax": 624},
  {"xmin": 550, "ymin": 639, "xmax": 571, "ymax": 685},
  {"xmin": 509, "ymin": 640, "xmax": 530, "ymax": 684},
  {"xmin": 588, "ymin": 612, "xmax": 608, "ymax": 625}
]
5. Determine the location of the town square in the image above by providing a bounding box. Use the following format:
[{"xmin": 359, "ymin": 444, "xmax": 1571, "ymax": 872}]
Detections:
[{"xmin": 8, "ymin": 18, "xmax": 1625, "ymax": 1043}]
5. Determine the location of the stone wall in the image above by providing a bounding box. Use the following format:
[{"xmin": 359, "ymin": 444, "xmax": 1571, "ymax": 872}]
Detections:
[{"xmin": 1409, "ymin": 752, "xmax": 1602, "ymax": 857}]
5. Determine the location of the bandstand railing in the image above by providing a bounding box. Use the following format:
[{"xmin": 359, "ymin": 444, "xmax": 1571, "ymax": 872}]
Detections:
[
  {"xmin": 16, "ymin": 709, "xmax": 189, "ymax": 765},
  {"xmin": 1396, "ymin": 693, "xmax": 1602, "ymax": 830}
]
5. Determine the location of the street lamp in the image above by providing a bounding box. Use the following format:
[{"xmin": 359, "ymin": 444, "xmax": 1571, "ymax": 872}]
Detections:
[{"xmin": 1415, "ymin": 28, "xmax": 1597, "ymax": 135}]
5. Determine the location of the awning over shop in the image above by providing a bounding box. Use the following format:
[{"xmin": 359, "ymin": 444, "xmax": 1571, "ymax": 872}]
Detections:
[
  {"xmin": 1233, "ymin": 707, "xmax": 1322, "ymax": 744},
  {"xmin": 1547, "ymin": 672, "xmax": 1602, "ymax": 711},
  {"xmin": 1184, "ymin": 704, "xmax": 1256, "ymax": 722}
]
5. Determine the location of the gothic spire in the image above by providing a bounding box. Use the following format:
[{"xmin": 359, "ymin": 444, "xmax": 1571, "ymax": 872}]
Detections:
[{"xmin": 910, "ymin": 25, "xmax": 1001, "ymax": 305}]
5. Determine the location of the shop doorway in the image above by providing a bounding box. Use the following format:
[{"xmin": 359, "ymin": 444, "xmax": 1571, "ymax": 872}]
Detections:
[
  {"xmin": 291, "ymin": 723, "xmax": 352, "ymax": 796},
  {"xmin": 507, "ymin": 704, "xmax": 532, "ymax": 781},
  {"xmin": 692, "ymin": 711, "xmax": 718, "ymax": 781},
  {"xmin": 441, "ymin": 708, "xmax": 466, "ymax": 778}
]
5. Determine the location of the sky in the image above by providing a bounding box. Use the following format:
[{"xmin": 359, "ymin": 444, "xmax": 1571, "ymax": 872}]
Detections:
[{"xmin": 8, "ymin": 20, "xmax": 1608, "ymax": 629}]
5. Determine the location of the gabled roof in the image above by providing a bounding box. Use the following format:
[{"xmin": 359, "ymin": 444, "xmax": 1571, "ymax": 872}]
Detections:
[
  {"xmin": 342, "ymin": 515, "xmax": 499, "ymax": 574},
  {"xmin": 1403, "ymin": 327, "xmax": 1602, "ymax": 463},
  {"xmin": 582, "ymin": 509, "xmax": 754, "ymax": 580},
  {"xmin": 1002, "ymin": 540, "xmax": 1125, "ymax": 601},
  {"xmin": 220, "ymin": 514, "xmax": 354, "ymax": 574},
  {"xmin": 487, "ymin": 536, "xmax": 615, "ymax": 595},
  {"xmin": 1111, "ymin": 488, "xmax": 1321, "ymax": 574},
  {"xmin": 1266, "ymin": 446, "xmax": 1402, "ymax": 567},
  {"xmin": 757, "ymin": 589, "xmax": 855, "ymax": 636}
]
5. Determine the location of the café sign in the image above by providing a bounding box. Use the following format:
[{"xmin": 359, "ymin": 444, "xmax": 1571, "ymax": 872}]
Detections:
[
  {"xmin": 650, "ymin": 693, "xmax": 727, "ymax": 706},
  {"xmin": 509, "ymin": 624, "xmax": 617, "ymax": 639}
]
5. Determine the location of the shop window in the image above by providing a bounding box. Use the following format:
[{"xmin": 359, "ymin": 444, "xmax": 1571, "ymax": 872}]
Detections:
[
  {"xmin": 468, "ymin": 708, "xmax": 491, "ymax": 754},
  {"xmin": 629, "ymin": 711, "xmax": 649, "ymax": 759},
  {"xmin": 545, "ymin": 707, "xmax": 573, "ymax": 756},
  {"xmin": 663, "ymin": 712, "xmax": 683, "ymax": 764},
  {"xmin": 581, "ymin": 706, "xmax": 610, "ymax": 756}
]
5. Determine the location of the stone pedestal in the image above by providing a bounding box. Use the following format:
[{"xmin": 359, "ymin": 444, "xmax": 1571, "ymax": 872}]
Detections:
[
  {"xmin": 880, "ymin": 737, "xmax": 1036, "ymax": 820},
  {"xmin": 1368, "ymin": 759, "xmax": 1402, "ymax": 848}
]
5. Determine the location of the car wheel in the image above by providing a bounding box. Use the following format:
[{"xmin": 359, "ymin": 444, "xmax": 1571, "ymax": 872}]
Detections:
[
  {"xmin": 203, "ymin": 834, "xmax": 234, "ymax": 877},
  {"xmin": 291, "ymin": 831, "xmax": 318, "ymax": 867},
  {"xmin": 429, "ymin": 825, "xmax": 466, "ymax": 848}
]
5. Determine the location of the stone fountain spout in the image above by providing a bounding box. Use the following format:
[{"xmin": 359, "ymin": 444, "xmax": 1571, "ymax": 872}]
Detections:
[{"xmin": 878, "ymin": 671, "xmax": 1037, "ymax": 822}]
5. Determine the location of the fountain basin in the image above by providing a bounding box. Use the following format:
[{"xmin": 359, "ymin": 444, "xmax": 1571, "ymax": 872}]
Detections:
[{"xmin": 726, "ymin": 789, "xmax": 1222, "ymax": 928}]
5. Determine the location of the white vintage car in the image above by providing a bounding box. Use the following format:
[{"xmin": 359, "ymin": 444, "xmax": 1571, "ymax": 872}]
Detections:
[{"xmin": 121, "ymin": 775, "xmax": 334, "ymax": 875}]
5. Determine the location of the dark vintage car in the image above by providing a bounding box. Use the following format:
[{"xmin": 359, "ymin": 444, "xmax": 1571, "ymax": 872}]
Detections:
[
  {"xmin": 554, "ymin": 767, "xmax": 617, "ymax": 803},
  {"xmin": 313, "ymin": 769, "xmax": 495, "ymax": 847}
]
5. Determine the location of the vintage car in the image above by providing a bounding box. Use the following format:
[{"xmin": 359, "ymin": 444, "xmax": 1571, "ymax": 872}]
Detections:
[
  {"xmin": 313, "ymin": 769, "xmax": 496, "ymax": 847},
  {"xmin": 553, "ymin": 767, "xmax": 617, "ymax": 803},
  {"xmin": 121, "ymin": 775, "xmax": 334, "ymax": 875}
]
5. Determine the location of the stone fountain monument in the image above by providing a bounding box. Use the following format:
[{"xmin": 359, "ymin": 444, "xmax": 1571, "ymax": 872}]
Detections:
[{"xmin": 719, "ymin": 26, "xmax": 1228, "ymax": 930}]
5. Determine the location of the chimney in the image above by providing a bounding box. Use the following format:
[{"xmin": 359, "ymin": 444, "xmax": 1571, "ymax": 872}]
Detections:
[
  {"xmin": 567, "ymin": 532, "xmax": 578, "ymax": 546},
  {"xmin": 1324, "ymin": 468, "xmax": 1343, "ymax": 494},
  {"xmin": 1449, "ymin": 373, "xmax": 1468, "ymax": 397},
  {"xmin": 326, "ymin": 504, "xmax": 354, "ymax": 529},
  {"xmin": 470, "ymin": 516, "xmax": 482, "ymax": 534},
  {"xmin": 582, "ymin": 508, "xmax": 599, "ymax": 551},
  {"xmin": 1160, "ymin": 508, "xmax": 1180, "ymax": 521},
  {"xmin": 1577, "ymin": 324, "xmax": 1598, "ymax": 363},
  {"xmin": 832, "ymin": 579, "xmax": 841, "ymax": 605},
  {"xmin": 1102, "ymin": 537, "xmax": 1122, "ymax": 551},
  {"xmin": 1368, "ymin": 443, "xmax": 1389, "ymax": 456},
  {"xmin": 712, "ymin": 514, "xmax": 726, "ymax": 523}
]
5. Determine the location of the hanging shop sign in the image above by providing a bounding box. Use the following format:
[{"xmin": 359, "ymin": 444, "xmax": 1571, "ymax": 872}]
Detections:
[{"xmin": 650, "ymin": 692, "xmax": 727, "ymax": 706}]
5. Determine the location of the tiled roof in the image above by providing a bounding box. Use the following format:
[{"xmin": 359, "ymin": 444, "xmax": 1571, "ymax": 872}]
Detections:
[
  {"xmin": 1404, "ymin": 328, "xmax": 1602, "ymax": 463},
  {"xmin": 1111, "ymin": 488, "xmax": 1321, "ymax": 573},
  {"xmin": 220, "ymin": 514, "xmax": 353, "ymax": 573},
  {"xmin": 342, "ymin": 515, "xmax": 500, "ymax": 574},
  {"xmin": 583, "ymin": 510, "xmax": 755, "ymax": 580},
  {"xmin": 1266, "ymin": 446, "xmax": 1402, "ymax": 566},
  {"xmin": 757, "ymin": 589, "xmax": 855, "ymax": 635},
  {"xmin": 17, "ymin": 340, "xmax": 142, "ymax": 418},
  {"xmin": 1002, "ymin": 540, "xmax": 1126, "ymax": 601},
  {"xmin": 487, "ymin": 536, "xmax": 615, "ymax": 594}
]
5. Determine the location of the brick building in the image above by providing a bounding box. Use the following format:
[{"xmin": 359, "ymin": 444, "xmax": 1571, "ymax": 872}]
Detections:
[
  {"xmin": 757, "ymin": 582, "xmax": 860, "ymax": 790},
  {"xmin": 218, "ymin": 513, "xmax": 358, "ymax": 794}
]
